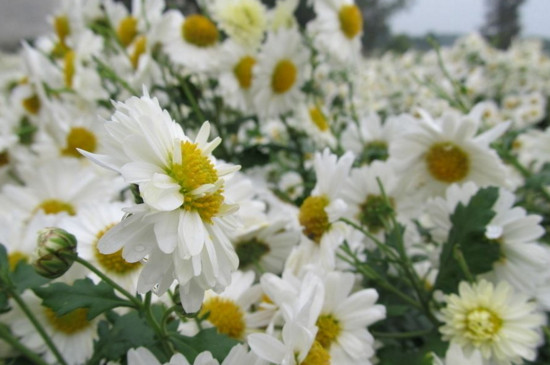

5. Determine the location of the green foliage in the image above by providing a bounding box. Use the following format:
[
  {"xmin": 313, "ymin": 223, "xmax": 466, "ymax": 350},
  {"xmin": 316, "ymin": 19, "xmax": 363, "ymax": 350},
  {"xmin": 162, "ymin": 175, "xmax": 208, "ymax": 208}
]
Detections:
[
  {"xmin": 434, "ymin": 187, "xmax": 500, "ymax": 293},
  {"xmin": 89, "ymin": 311, "xmax": 156, "ymax": 365},
  {"xmin": 11, "ymin": 261, "xmax": 51, "ymax": 294},
  {"xmin": 171, "ymin": 328, "xmax": 240, "ymax": 363},
  {"xmin": 33, "ymin": 278, "xmax": 132, "ymax": 319}
]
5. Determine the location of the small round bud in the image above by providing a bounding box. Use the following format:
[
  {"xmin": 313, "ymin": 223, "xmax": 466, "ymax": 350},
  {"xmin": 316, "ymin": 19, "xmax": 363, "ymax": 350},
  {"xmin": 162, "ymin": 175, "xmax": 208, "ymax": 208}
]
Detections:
[{"xmin": 32, "ymin": 227, "xmax": 77, "ymax": 279}]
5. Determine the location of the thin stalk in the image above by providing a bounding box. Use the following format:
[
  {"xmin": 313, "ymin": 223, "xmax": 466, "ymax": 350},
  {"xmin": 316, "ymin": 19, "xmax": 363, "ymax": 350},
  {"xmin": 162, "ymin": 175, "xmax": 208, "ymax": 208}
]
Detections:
[
  {"xmin": 372, "ymin": 328, "xmax": 434, "ymax": 339},
  {"xmin": 0, "ymin": 325, "xmax": 50, "ymax": 365},
  {"xmin": 73, "ymin": 256, "xmax": 142, "ymax": 309},
  {"xmin": 10, "ymin": 291, "xmax": 68, "ymax": 365}
]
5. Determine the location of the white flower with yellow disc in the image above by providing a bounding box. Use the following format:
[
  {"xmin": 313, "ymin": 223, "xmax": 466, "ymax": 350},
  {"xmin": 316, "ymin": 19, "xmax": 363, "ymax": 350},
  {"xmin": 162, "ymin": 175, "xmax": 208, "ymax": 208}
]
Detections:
[
  {"xmin": 439, "ymin": 279, "xmax": 545, "ymax": 365},
  {"xmin": 81, "ymin": 91, "xmax": 241, "ymax": 312},
  {"xmin": 251, "ymin": 28, "xmax": 310, "ymax": 118}
]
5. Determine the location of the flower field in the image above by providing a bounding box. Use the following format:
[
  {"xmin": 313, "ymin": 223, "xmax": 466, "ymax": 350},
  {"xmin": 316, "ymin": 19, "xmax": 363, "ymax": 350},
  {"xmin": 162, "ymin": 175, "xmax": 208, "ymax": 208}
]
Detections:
[{"xmin": 1, "ymin": 0, "xmax": 550, "ymax": 364}]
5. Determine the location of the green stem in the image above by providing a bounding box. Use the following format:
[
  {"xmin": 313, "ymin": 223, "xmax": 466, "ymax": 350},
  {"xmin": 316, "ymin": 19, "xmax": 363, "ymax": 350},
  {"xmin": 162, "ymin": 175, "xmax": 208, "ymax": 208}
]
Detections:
[
  {"xmin": 144, "ymin": 292, "xmax": 174, "ymax": 357},
  {"xmin": 453, "ymin": 245, "xmax": 474, "ymax": 282},
  {"xmin": 73, "ymin": 256, "xmax": 142, "ymax": 309},
  {"xmin": 337, "ymin": 249, "xmax": 422, "ymax": 310},
  {"xmin": 180, "ymin": 76, "xmax": 206, "ymax": 123},
  {"xmin": 0, "ymin": 324, "xmax": 50, "ymax": 365},
  {"xmin": 372, "ymin": 328, "xmax": 434, "ymax": 339},
  {"xmin": 10, "ymin": 291, "xmax": 68, "ymax": 365}
]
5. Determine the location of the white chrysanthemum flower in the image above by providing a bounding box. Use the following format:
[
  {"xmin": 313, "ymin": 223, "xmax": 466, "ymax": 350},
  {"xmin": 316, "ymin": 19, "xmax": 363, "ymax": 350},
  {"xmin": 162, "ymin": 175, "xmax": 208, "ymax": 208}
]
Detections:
[
  {"xmin": 233, "ymin": 219, "xmax": 300, "ymax": 274},
  {"xmin": 0, "ymin": 158, "xmax": 116, "ymax": 221},
  {"xmin": 439, "ymin": 279, "xmax": 545, "ymax": 365},
  {"xmin": 307, "ymin": 0, "xmax": 363, "ymax": 66},
  {"xmin": 267, "ymin": 0, "xmax": 298, "ymax": 31},
  {"xmin": 163, "ymin": 11, "xmax": 223, "ymax": 73},
  {"xmin": 390, "ymin": 110, "xmax": 510, "ymax": 198},
  {"xmin": 251, "ymin": 28, "xmax": 310, "ymax": 118},
  {"xmin": 185, "ymin": 270, "xmax": 271, "ymax": 340},
  {"xmin": 60, "ymin": 202, "xmax": 142, "ymax": 293},
  {"xmin": 343, "ymin": 160, "xmax": 414, "ymax": 239},
  {"xmin": 292, "ymin": 149, "xmax": 354, "ymax": 270},
  {"xmin": 289, "ymin": 102, "xmax": 336, "ymax": 148},
  {"xmin": 248, "ymin": 271, "xmax": 326, "ymax": 365},
  {"xmin": 314, "ymin": 271, "xmax": 386, "ymax": 364},
  {"xmin": 515, "ymin": 126, "xmax": 550, "ymax": 173},
  {"xmin": 216, "ymin": 41, "xmax": 258, "ymax": 112},
  {"xmin": 81, "ymin": 91, "xmax": 240, "ymax": 313},
  {"xmin": 6, "ymin": 290, "xmax": 100, "ymax": 365},
  {"xmin": 429, "ymin": 342, "xmax": 483, "ymax": 365},
  {"xmin": 340, "ymin": 112, "xmax": 405, "ymax": 166},
  {"xmin": 212, "ymin": 0, "xmax": 267, "ymax": 49},
  {"xmin": 426, "ymin": 182, "xmax": 550, "ymax": 310}
]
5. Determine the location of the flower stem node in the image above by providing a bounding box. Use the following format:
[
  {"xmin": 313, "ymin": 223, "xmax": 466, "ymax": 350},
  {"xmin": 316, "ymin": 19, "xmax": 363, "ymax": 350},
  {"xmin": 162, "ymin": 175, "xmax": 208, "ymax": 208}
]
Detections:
[{"xmin": 32, "ymin": 227, "xmax": 77, "ymax": 279}]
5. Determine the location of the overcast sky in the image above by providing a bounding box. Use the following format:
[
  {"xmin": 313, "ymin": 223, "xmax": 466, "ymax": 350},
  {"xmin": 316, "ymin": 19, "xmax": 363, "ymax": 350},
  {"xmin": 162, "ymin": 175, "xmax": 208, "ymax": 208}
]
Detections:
[{"xmin": 389, "ymin": 0, "xmax": 550, "ymax": 38}]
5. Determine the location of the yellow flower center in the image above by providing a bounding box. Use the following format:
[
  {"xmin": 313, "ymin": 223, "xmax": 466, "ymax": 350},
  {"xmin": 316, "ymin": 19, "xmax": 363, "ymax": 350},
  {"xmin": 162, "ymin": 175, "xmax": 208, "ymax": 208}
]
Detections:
[
  {"xmin": 64, "ymin": 50, "xmax": 76, "ymax": 88},
  {"xmin": 425, "ymin": 142, "xmax": 469, "ymax": 183},
  {"xmin": 338, "ymin": 4, "xmax": 363, "ymax": 39},
  {"xmin": 36, "ymin": 200, "xmax": 76, "ymax": 216},
  {"xmin": 464, "ymin": 307, "xmax": 502, "ymax": 344},
  {"xmin": 9, "ymin": 251, "xmax": 29, "ymax": 271},
  {"xmin": 200, "ymin": 297, "xmax": 245, "ymax": 339},
  {"xmin": 315, "ymin": 314, "xmax": 341, "ymax": 350},
  {"xmin": 299, "ymin": 195, "xmax": 330, "ymax": 243},
  {"xmin": 233, "ymin": 56, "xmax": 256, "ymax": 89},
  {"xmin": 271, "ymin": 59, "xmax": 297, "ymax": 94},
  {"xmin": 94, "ymin": 224, "xmax": 141, "ymax": 274},
  {"xmin": 309, "ymin": 107, "xmax": 329, "ymax": 131},
  {"xmin": 300, "ymin": 341, "xmax": 331, "ymax": 365},
  {"xmin": 61, "ymin": 127, "xmax": 97, "ymax": 158},
  {"xmin": 0, "ymin": 151, "xmax": 9, "ymax": 167},
  {"xmin": 182, "ymin": 15, "xmax": 219, "ymax": 47},
  {"xmin": 117, "ymin": 16, "xmax": 138, "ymax": 47},
  {"xmin": 130, "ymin": 35, "xmax": 147, "ymax": 69},
  {"xmin": 168, "ymin": 141, "xmax": 223, "ymax": 224},
  {"xmin": 54, "ymin": 15, "xmax": 70, "ymax": 44},
  {"xmin": 22, "ymin": 94, "xmax": 41, "ymax": 115},
  {"xmin": 44, "ymin": 308, "xmax": 91, "ymax": 334}
]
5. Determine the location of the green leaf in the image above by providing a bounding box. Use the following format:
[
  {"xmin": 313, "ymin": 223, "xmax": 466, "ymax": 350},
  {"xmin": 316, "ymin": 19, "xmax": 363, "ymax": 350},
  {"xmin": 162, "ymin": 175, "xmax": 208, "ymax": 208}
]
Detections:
[
  {"xmin": 32, "ymin": 278, "xmax": 132, "ymax": 319},
  {"xmin": 88, "ymin": 311, "xmax": 156, "ymax": 365},
  {"xmin": 171, "ymin": 328, "xmax": 240, "ymax": 362},
  {"xmin": 11, "ymin": 261, "xmax": 51, "ymax": 294},
  {"xmin": 434, "ymin": 187, "xmax": 500, "ymax": 293}
]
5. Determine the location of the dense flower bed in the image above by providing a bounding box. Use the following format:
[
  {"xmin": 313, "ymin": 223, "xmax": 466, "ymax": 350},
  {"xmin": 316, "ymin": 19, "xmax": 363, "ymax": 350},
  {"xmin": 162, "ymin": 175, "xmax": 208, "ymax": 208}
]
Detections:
[{"xmin": 1, "ymin": 0, "xmax": 550, "ymax": 364}]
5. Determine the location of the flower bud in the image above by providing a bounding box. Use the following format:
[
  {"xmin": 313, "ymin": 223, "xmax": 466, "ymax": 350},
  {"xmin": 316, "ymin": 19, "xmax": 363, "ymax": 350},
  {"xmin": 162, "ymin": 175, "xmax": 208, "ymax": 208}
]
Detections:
[{"xmin": 32, "ymin": 227, "xmax": 77, "ymax": 279}]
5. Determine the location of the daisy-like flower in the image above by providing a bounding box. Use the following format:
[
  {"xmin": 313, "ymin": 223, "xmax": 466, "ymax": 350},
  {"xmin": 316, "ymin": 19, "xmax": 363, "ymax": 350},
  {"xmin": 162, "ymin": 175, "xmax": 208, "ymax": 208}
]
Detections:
[
  {"xmin": 216, "ymin": 41, "xmax": 258, "ymax": 113},
  {"xmin": 188, "ymin": 270, "xmax": 270, "ymax": 340},
  {"xmin": 6, "ymin": 290, "xmax": 100, "ymax": 365},
  {"xmin": 163, "ymin": 11, "xmax": 223, "ymax": 73},
  {"xmin": 340, "ymin": 112, "xmax": 404, "ymax": 166},
  {"xmin": 248, "ymin": 271, "xmax": 326, "ymax": 365},
  {"xmin": 290, "ymin": 102, "xmax": 336, "ymax": 148},
  {"xmin": 251, "ymin": 28, "xmax": 310, "ymax": 118},
  {"xmin": 81, "ymin": 91, "xmax": 240, "ymax": 313},
  {"xmin": 307, "ymin": 0, "xmax": 363, "ymax": 66},
  {"xmin": 293, "ymin": 149, "xmax": 354, "ymax": 270},
  {"xmin": 343, "ymin": 160, "xmax": 415, "ymax": 242},
  {"xmin": 211, "ymin": 0, "xmax": 267, "ymax": 49},
  {"xmin": 0, "ymin": 158, "xmax": 116, "ymax": 221},
  {"xmin": 60, "ymin": 201, "xmax": 142, "ymax": 293},
  {"xmin": 426, "ymin": 182, "xmax": 550, "ymax": 310},
  {"xmin": 233, "ymin": 219, "xmax": 300, "ymax": 274},
  {"xmin": 439, "ymin": 279, "xmax": 545, "ymax": 365},
  {"xmin": 313, "ymin": 271, "xmax": 386, "ymax": 364},
  {"xmin": 390, "ymin": 110, "xmax": 510, "ymax": 198}
]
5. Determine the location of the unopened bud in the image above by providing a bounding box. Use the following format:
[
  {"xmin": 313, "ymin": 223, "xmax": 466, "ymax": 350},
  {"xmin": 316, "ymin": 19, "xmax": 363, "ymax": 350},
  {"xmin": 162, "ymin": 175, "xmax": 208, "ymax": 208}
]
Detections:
[{"xmin": 32, "ymin": 227, "xmax": 77, "ymax": 278}]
